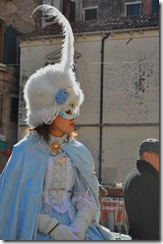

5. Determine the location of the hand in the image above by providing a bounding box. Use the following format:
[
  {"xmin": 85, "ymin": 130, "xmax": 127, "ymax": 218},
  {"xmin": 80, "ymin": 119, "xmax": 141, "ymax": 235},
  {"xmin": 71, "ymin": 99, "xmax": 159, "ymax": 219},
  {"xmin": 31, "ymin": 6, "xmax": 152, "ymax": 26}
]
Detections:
[
  {"xmin": 38, "ymin": 214, "xmax": 81, "ymax": 240},
  {"xmin": 69, "ymin": 226, "xmax": 81, "ymax": 239},
  {"xmin": 50, "ymin": 224, "xmax": 81, "ymax": 240},
  {"xmin": 70, "ymin": 208, "xmax": 94, "ymax": 240},
  {"xmin": 70, "ymin": 221, "xmax": 85, "ymax": 240}
]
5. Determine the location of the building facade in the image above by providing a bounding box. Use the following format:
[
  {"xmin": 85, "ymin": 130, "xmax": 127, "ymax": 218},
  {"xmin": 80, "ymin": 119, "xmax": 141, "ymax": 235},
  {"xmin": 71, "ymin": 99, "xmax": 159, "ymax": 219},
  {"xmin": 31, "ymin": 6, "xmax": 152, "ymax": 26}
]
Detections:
[
  {"xmin": 0, "ymin": 0, "xmax": 159, "ymax": 180},
  {"xmin": 0, "ymin": 0, "xmax": 41, "ymax": 172},
  {"xmin": 18, "ymin": 12, "xmax": 159, "ymax": 184},
  {"xmin": 42, "ymin": 0, "xmax": 159, "ymax": 21}
]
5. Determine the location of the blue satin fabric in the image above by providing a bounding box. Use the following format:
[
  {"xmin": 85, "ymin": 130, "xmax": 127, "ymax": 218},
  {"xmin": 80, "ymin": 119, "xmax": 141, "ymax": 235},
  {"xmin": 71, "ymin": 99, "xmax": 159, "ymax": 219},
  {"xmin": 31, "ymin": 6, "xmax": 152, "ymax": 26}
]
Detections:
[{"xmin": 0, "ymin": 131, "xmax": 100, "ymax": 240}]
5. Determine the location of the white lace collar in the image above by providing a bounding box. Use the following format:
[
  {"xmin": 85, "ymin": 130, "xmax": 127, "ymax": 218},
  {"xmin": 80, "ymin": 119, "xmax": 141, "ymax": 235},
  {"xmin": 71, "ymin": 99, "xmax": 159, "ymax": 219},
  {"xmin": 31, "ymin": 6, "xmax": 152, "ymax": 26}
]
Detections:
[
  {"xmin": 49, "ymin": 134, "xmax": 68, "ymax": 154},
  {"xmin": 49, "ymin": 133, "xmax": 68, "ymax": 144}
]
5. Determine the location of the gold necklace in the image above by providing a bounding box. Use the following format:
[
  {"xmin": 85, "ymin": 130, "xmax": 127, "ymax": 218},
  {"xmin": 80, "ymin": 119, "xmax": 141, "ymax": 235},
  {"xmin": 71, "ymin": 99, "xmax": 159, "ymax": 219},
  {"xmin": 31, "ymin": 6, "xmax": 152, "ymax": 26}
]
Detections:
[
  {"xmin": 50, "ymin": 141, "xmax": 61, "ymax": 154},
  {"xmin": 49, "ymin": 134, "xmax": 67, "ymax": 154}
]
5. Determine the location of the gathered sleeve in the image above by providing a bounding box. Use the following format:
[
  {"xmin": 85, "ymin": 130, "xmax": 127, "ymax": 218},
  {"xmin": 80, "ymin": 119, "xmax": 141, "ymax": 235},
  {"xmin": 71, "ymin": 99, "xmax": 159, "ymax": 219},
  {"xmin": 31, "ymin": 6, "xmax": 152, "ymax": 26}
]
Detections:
[{"xmin": 71, "ymin": 170, "xmax": 97, "ymax": 220}]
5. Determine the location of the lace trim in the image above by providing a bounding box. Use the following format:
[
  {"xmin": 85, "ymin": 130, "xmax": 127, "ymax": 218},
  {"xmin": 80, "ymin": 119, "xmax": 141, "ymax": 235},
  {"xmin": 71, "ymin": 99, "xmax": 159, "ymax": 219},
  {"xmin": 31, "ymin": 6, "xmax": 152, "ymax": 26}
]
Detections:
[
  {"xmin": 49, "ymin": 134, "xmax": 68, "ymax": 145},
  {"xmin": 72, "ymin": 190, "xmax": 97, "ymax": 212},
  {"xmin": 43, "ymin": 155, "xmax": 73, "ymax": 213},
  {"xmin": 42, "ymin": 105, "xmax": 60, "ymax": 125},
  {"xmin": 72, "ymin": 190, "xmax": 97, "ymax": 221}
]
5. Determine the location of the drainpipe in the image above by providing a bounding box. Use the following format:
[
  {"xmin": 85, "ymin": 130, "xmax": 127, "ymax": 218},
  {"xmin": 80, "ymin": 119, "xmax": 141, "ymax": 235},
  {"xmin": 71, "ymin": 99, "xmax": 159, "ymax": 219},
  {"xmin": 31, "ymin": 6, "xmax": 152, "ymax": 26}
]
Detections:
[{"xmin": 99, "ymin": 33, "xmax": 110, "ymax": 183}]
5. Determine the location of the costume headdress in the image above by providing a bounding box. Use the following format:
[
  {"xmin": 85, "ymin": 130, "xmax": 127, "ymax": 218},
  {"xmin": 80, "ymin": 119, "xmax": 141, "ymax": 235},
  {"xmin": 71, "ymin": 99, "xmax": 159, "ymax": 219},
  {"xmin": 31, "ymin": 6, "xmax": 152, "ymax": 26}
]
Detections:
[{"xmin": 24, "ymin": 4, "xmax": 84, "ymax": 128}]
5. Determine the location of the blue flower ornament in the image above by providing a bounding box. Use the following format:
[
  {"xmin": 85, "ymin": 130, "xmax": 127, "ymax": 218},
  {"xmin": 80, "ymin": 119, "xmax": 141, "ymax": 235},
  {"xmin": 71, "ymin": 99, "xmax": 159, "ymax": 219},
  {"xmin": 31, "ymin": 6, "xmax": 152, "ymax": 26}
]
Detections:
[{"xmin": 55, "ymin": 89, "xmax": 69, "ymax": 104}]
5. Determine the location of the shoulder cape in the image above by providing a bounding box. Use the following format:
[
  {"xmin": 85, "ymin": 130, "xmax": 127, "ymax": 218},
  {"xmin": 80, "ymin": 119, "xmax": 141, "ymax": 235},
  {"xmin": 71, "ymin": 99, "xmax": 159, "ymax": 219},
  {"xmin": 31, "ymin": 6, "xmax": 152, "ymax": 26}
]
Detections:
[{"xmin": 0, "ymin": 132, "xmax": 100, "ymax": 240}]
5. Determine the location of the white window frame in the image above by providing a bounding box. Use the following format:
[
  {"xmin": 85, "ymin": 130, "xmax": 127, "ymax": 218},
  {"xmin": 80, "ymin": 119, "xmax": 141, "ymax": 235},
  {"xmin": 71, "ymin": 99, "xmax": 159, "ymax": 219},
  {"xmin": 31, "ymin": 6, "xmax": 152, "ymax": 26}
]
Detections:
[
  {"xmin": 125, "ymin": 1, "xmax": 142, "ymax": 16},
  {"xmin": 82, "ymin": 6, "xmax": 98, "ymax": 20}
]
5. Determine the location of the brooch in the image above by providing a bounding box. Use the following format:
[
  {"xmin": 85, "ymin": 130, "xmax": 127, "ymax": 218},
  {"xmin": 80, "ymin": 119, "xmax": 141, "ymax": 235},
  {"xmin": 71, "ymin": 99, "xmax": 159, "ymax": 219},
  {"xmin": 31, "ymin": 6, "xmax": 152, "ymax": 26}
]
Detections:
[{"xmin": 50, "ymin": 142, "xmax": 61, "ymax": 154}]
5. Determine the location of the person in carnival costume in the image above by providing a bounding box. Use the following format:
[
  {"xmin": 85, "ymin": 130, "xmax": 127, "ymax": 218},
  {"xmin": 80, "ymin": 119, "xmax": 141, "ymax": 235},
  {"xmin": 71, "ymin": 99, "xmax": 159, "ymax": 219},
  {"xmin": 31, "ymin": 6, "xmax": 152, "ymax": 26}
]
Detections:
[{"xmin": 0, "ymin": 5, "xmax": 130, "ymax": 241}]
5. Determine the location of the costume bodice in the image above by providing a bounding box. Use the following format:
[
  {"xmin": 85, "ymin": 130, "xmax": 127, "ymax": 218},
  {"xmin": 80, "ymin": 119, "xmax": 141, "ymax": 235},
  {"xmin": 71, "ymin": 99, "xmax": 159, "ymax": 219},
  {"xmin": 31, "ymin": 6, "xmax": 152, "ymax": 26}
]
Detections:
[
  {"xmin": 41, "ymin": 134, "xmax": 76, "ymax": 213},
  {"xmin": 43, "ymin": 149, "xmax": 76, "ymax": 213},
  {"xmin": 41, "ymin": 134, "xmax": 97, "ymax": 217}
]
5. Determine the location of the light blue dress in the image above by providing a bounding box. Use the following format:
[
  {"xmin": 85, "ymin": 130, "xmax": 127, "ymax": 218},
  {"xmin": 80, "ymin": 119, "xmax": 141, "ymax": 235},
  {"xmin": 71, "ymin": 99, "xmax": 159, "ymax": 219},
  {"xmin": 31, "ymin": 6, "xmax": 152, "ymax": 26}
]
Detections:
[
  {"xmin": 0, "ymin": 131, "xmax": 130, "ymax": 240},
  {"xmin": 37, "ymin": 135, "xmax": 104, "ymax": 240}
]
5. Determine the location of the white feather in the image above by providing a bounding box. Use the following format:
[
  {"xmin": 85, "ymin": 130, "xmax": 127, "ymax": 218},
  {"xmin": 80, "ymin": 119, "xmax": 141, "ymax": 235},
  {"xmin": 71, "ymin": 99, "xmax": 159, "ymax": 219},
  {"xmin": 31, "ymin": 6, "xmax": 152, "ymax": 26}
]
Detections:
[
  {"xmin": 32, "ymin": 4, "xmax": 74, "ymax": 70},
  {"xmin": 23, "ymin": 5, "xmax": 84, "ymax": 128}
]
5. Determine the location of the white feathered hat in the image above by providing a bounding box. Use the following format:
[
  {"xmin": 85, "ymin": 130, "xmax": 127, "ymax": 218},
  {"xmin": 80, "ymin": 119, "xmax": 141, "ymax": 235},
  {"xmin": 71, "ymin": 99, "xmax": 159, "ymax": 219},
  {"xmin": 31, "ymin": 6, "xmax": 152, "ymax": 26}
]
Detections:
[{"xmin": 24, "ymin": 4, "xmax": 84, "ymax": 128}]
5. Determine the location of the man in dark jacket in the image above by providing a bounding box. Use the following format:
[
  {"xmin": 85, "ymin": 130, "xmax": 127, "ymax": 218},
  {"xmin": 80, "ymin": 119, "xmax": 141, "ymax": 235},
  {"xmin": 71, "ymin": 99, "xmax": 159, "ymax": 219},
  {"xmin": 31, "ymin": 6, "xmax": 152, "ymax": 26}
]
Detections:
[{"xmin": 124, "ymin": 138, "xmax": 160, "ymax": 240}]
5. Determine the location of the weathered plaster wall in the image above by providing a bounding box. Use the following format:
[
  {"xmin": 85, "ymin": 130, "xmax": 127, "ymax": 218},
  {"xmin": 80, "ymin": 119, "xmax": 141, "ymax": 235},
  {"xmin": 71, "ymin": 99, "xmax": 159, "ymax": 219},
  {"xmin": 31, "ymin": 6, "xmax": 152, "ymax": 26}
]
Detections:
[
  {"xmin": 75, "ymin": 31, "xmax": 159, "ymax": 183},
  {"xmin": 103, "ymin": 32, "xmax": 159, "ymax": 124},
  {"xmin": 19, "ymin": 29, "xmax": 159, "ymax": 184}
]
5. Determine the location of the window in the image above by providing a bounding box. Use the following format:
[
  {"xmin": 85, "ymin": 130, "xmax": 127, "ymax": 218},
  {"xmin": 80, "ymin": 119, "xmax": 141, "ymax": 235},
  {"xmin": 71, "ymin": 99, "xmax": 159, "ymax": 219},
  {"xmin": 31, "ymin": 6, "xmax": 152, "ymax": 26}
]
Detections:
[
  {"xmin": 0, "ymin": 20, "xmax": 7, "ymax": 63},
  {"xmin": 83, "ymin": 6, "xmax": 98, "ymax": 20},
  {"xmin": 10, "ymin": 96, "xmax": 19, "ymax": 123},
  {"xmin": 62, "ymin": 0, "xmax": 76, "ymax": 21},
  {"xmin": 0, "ymin": 21, "xmax": 17, "ymax": 64},
  {"xmin": 125, "ymin": 2, "xmax": 142, "ymax": 16},
  {"xmin": 0, "ymin": 25, "xmax": 2, "ymax": 63},
  {"xmin": 151, "ymin": 0, "xmax": 159, "ymax": 13},
  {"xmin": 0, "ymin": 93, "xmax": 3, "ymax": 126},
  {"xmin": 3, "ymin": 25, "xmax": 18, "ymax": 65}
]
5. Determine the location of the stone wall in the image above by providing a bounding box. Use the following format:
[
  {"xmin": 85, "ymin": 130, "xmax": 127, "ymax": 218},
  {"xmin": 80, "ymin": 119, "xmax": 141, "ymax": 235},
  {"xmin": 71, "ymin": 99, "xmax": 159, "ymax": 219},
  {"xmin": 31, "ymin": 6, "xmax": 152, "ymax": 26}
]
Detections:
[
  {"xmin": 0, "ymin": 64, "xmax": 19, "ymax": 172},
  {"xmin": 0, "ymin": 65, "xmax": 19, "ymax": 147},
  {"xmin": 0, "ymin": 0, "xmax": 41, "ymax": 33}
]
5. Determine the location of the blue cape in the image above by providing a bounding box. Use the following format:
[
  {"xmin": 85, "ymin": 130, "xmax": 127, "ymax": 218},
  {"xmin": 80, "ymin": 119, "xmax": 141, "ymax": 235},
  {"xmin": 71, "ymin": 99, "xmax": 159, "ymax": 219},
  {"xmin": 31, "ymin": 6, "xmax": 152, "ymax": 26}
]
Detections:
[{"xmin": 0, "ymin": 131, "xmax": 100, "ymax": 240}]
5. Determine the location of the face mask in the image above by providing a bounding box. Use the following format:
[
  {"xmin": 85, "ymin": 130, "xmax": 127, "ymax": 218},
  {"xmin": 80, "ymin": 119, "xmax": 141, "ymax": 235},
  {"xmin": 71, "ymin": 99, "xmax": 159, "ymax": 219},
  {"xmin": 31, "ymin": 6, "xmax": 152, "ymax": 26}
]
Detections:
[{"xmin": 59, "ymin": 105, "xmax": 79, "ymax": 120}]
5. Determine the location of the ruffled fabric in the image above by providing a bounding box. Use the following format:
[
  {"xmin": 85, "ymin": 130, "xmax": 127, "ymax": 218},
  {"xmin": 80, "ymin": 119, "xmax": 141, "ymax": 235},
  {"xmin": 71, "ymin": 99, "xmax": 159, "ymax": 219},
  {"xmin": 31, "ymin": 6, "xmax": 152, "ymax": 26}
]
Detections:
[
  {"xmin": 38, "ymin": 133, "xmax": 104, "ymax": 240},
  {"xmin": 42, "ymin": 152, "xmax": 73, "ymax": 214},
  {"xmin": 72, "ymin": 190, "xmax": 96, "ymax": 220}
]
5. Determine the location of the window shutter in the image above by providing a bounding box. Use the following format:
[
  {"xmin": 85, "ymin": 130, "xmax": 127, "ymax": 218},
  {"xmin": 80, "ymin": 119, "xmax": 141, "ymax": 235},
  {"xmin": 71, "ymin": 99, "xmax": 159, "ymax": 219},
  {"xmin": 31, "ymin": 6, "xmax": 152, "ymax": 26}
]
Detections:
[
  {"xmin": 70, "ymin": 1, "xmax": 75, "ymax": 21},
  {"xmin": 10, "ymin": 97, "xmax": 18, "ymax": 123},
  {"xmin": 3, "ymin": 25, "xmax": 17, "ymax": 64},
  {"xmin": 152, "ymin": 0, "xmax": 159, "ymax": 13},
  {"xmin": 0, "ymin": 93, "xmax": 3, "ymax": 127},
  {"xmin": 0, "ymin": 25, "xmax": 2, "ymax": 63}
]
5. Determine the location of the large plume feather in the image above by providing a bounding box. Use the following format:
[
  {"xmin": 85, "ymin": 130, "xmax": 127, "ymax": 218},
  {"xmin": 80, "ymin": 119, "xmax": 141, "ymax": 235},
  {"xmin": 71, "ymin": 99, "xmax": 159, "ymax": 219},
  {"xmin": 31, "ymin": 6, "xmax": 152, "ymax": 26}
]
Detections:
[{"xmin": 32, "ymin": 4, "xmax": 74, "ymax": 70}]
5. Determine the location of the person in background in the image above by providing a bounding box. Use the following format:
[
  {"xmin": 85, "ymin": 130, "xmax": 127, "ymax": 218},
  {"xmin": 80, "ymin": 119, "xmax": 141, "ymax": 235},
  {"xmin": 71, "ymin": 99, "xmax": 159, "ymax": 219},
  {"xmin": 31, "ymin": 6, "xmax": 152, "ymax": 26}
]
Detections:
[
  {"xmin": 0, "ymin": 5, "xmax": 116, "ymax": 241},
  {"xmin": 124, "ymin": 138, "xmax": 160, "ymax": 240}
]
